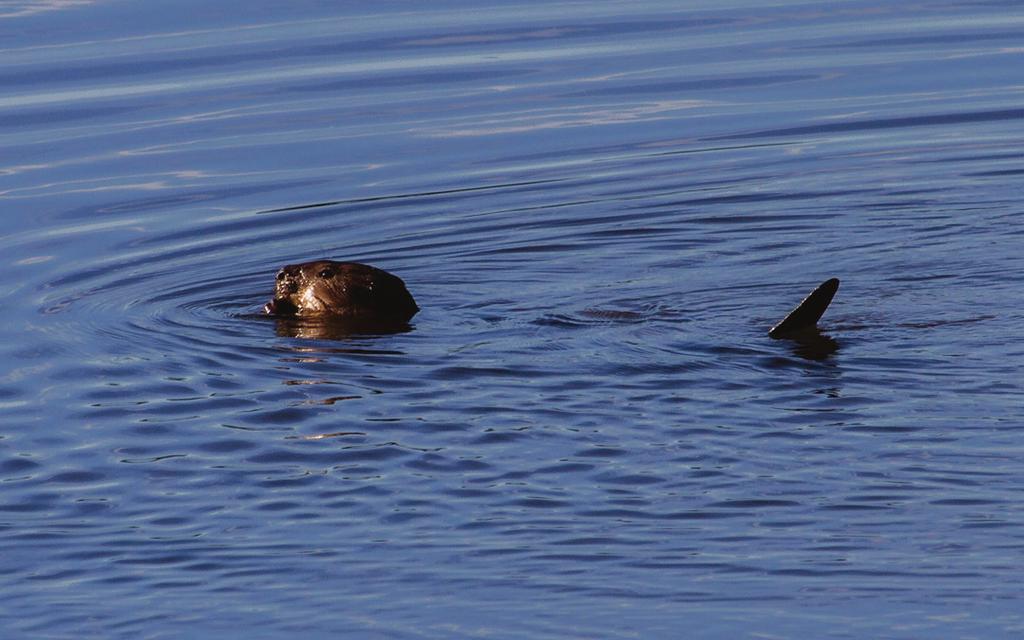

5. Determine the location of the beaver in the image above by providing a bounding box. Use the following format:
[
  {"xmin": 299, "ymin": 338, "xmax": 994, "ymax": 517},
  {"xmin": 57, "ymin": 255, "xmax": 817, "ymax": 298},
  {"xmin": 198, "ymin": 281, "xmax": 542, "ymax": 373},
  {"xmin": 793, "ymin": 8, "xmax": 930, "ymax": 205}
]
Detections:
[
  {"xmin": 263, "ymin": 260, "xmax": 838, "ymax": 346},
  {"xmin": 264, "ymin": 260, "xmax": 418, "ymax": 322}
]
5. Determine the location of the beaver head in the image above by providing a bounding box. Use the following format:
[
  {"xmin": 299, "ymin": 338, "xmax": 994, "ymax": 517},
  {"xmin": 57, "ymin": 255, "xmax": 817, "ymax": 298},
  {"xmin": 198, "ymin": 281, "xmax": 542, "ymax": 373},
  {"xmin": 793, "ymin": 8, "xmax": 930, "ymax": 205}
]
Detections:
[{"xmin": 264, "ymin": 260, "xmax": 418, "ymax": 322}]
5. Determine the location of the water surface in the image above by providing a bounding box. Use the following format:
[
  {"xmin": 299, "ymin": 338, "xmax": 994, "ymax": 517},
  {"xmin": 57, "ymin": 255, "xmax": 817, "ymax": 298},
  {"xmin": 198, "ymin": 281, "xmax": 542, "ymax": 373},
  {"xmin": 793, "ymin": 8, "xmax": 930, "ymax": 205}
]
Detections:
[{"xmin": 2, "ymin": 1, "xmax": 1024, "ymax": 638}]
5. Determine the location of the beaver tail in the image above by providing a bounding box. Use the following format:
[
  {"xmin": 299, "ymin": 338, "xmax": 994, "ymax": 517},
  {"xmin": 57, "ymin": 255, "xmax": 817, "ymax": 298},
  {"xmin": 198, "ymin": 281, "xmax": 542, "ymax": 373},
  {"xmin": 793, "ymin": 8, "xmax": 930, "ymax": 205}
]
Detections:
[{"xmin": 768, "ymin": 278, "xmax": 840, "ymax": 338}]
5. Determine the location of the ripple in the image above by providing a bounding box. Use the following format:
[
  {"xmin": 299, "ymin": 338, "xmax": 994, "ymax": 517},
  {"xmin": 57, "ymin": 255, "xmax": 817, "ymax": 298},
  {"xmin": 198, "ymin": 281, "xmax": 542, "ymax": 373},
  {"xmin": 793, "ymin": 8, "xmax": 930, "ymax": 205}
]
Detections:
[
  {"xmin": 1, "ymin": 457, "xmax": 41, "ymax": 477},
  {"xmin": 49, "ymin": 471, "xmax": 107, "ymax": 484},
  {"xmin": 712, "ymin": 107, "xmax": 1024, "ymax": 141},
  {"xmin": 5, "ymin": 1, "xmax": 1024, "ymax": 638}
]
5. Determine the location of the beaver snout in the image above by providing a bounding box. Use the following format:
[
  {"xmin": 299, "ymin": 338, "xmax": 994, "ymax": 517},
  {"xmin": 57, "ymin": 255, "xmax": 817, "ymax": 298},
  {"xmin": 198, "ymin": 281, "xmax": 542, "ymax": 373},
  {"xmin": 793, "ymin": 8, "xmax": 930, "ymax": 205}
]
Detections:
[
  {"xmin": 275, "ymin": 270, "xmax": 301, "ymax": 295},
  {"xmin": 265, "ymin": 297, "xmax": 299, "ymax": 316}
]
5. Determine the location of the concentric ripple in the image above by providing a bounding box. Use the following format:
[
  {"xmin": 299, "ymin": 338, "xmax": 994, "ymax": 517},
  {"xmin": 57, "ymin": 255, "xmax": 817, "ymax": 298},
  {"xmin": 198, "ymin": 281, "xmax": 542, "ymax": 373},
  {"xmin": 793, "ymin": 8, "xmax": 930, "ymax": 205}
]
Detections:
[{"xmin": 2, "ymin": 1, "xmax": 1024, "ymax": 638}]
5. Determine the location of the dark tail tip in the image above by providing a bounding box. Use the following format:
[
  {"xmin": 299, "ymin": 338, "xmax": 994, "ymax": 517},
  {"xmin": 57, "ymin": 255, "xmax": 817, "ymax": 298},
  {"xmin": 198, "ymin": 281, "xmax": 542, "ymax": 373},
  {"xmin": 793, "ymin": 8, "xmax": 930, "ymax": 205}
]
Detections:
[{"xmin": 768, "ymin": 278, "xmax": 840, "ymax": 338}]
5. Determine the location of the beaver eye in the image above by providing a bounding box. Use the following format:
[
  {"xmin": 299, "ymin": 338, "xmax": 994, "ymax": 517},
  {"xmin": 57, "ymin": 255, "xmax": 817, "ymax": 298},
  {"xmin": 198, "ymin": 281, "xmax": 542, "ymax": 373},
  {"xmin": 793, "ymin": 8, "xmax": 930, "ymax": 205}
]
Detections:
[{"xmin": 317, "ymin": 268, "xmax": 334, "ymax": 279}]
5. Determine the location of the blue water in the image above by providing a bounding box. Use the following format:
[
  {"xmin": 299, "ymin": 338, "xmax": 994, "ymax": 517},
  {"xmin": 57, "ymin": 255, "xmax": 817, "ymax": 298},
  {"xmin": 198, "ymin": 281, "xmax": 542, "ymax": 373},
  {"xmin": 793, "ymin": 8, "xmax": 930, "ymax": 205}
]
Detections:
[{"xmin": 2, "ymin": 1, "xmax": 1023, "ymax": 638}]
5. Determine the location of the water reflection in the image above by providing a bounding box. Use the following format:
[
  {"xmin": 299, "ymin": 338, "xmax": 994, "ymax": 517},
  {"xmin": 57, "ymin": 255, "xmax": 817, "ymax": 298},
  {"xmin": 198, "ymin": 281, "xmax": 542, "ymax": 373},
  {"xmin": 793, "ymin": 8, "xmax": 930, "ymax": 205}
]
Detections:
[
  {"xmin": 271, "ymin": 315, "xmax": 413, "ymax": 340},
  {"xmin": 775, "ymin": 328, "xmax": 840, "ymax": 361}
]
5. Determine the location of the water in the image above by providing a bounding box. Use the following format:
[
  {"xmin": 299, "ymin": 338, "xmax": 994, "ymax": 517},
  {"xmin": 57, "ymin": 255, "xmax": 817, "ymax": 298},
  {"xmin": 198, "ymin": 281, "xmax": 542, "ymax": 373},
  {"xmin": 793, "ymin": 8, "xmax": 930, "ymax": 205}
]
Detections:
[{"xmin": 2, "ymin": 1, "xmax": 1024, "ymax": 638}]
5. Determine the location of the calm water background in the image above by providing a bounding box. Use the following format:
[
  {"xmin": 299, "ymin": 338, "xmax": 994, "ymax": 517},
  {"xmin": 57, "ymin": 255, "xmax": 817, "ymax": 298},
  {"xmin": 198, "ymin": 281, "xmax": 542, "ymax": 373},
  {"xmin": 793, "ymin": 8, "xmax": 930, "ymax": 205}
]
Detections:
[{"xmin": 2, "ymin": 1, "xmax": 1023, "ymax": 638}]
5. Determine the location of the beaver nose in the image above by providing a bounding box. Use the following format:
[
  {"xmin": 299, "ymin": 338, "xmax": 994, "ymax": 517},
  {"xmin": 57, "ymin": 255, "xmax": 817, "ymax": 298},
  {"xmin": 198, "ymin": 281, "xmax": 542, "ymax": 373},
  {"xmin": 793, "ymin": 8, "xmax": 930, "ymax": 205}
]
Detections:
[{"xmin": 276, "ymin": 270, "xmax": 300, "ymax": 294}]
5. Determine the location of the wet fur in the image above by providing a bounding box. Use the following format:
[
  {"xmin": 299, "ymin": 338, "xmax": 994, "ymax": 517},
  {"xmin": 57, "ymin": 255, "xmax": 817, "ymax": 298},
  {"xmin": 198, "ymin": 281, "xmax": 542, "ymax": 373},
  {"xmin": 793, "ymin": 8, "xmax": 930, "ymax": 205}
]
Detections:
[{"xmin": 265, "ymin": 260, "xmax": 418, "ymax": 322}]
